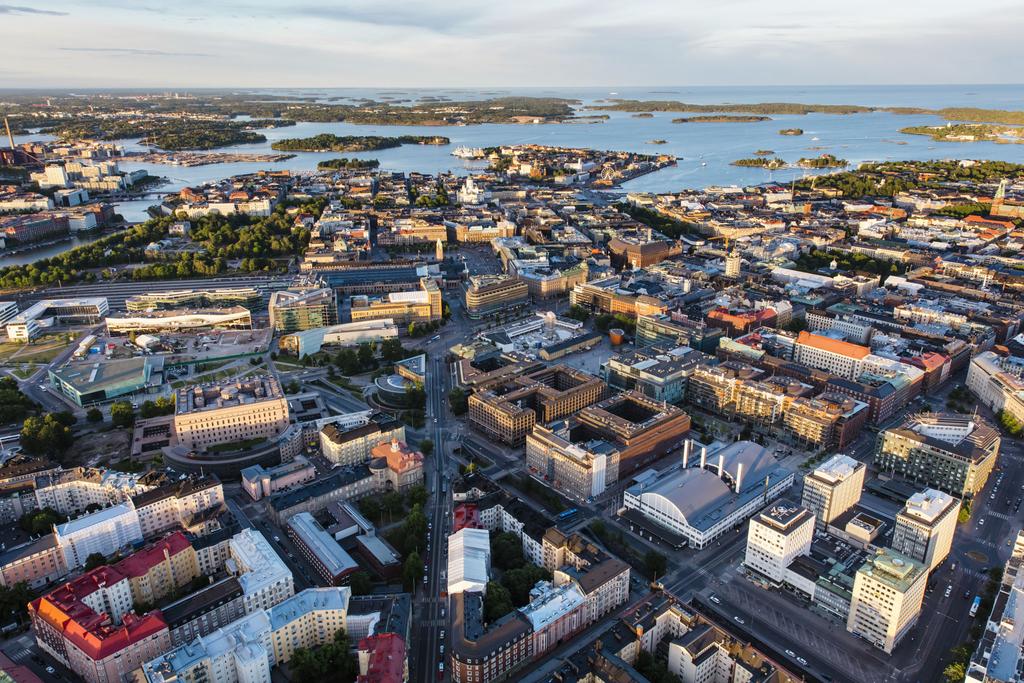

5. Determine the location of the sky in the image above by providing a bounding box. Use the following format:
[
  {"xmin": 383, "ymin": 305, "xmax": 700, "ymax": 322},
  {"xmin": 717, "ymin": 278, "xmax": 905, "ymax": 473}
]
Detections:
[{"xmin": 0, "ymin": 0, "xmax": 1021, "ymax": 88}]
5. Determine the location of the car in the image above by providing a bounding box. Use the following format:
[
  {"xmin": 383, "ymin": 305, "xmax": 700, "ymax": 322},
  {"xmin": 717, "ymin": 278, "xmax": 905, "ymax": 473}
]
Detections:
[
  {"xmin": 441, "ymin": 608, "xmax": 445, "ymax": 618},
  {"xmin": 785, "ymin": 649, "xmax": 796, "ymax": 658},
  {"xmin": 796, "ymin": 657, "xmax": 808, "ymax": 666},
  {"xmin": 440, "ymin": 629, "xmax": 445, "ymax": 639},
  {"xmin": 980, "ymin": 519, "xmax": 986, "ymax": 526},
  {"xmin": 434, "ymin": 418, "xmax": 438, "ymax": 423},
  {"xmin": 439, "ymin": 663, "xmax": 444, "ymax": 673},
  {"xmin": 733, "ymin": 616, "xmax": 745, "ymax": 625},
  {"xmin": 45, "ymin": 667, "xmax": 55, "ymax": 675},
  {"xmin": 439, "ymin": 644, "xmax": 445, "ymax": 654},
  {"xmin": 709, "ymin": 595, "xmax": 721, "ymax": 604},
  {"xmin": 964, "ymin": 591, "xmax": 971, "ymax": 599},
  {"xmin": 423, "ymin": 575, "xmax": 428, "ymax": 584},
  {"xmin": 273, "ymin": 536, "xmax": 280, "ymax": 542}
]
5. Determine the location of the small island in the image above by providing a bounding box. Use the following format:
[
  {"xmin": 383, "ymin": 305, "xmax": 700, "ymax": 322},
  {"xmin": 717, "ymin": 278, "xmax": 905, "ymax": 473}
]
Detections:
[
  {"xmin": 672, "ymin": 115, "xmax": 771, "ymax": 123},
  {"xmin": 632, "ymin": 113, "xmax": 655, "ymax": 118},
  {"xmin": 732, "ymin": 157, "xmax": 786, "ymax": 169},
  {"xmin": 317, "ymin": 157, "xmax": 381, "ymax": 170},
  {"xmin": 797, "ymin": 154, "xmax": 848, "ymax": 168},
  {"xmin": 779, "ymin": 128, "xmax": 804, "ymax": 136},
  {"xmin": 271, "ymin": 134, "xmax": 450, "ymax": 152},
  {"xmin": 646, "ymin": 139, "xmax": 668, "ymax": 145},
  {"xmin": 753, "ymin": 149, "xmax": 775, "ymax": 156}
]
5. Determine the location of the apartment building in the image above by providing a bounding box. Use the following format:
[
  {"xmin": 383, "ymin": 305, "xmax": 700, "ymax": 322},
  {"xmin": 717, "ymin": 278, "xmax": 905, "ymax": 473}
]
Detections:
[
  {"xmin": 744, "ymin": 502, "xmax": 815, "ymax": 584},
  {"xmin": 29, "ymin": 566, "xmax": 170, "ymax": 683},
  {"xmin": 228, "ymin": 528, "xmax": 295, "ymax": 614},
  {"xmin": 801, "ymin": 454, "xmax": 866, "ymax": 530},
  {"xmin": 131, "ymin": 474, "xmax": 225, "ymax": 538},
  {"xmin": 112, "ymin": 532, "xmax": 200, "ymax": 606},
  {"xmin": 846, "ymin": 548, "xmax": 927, "ymax": 653},
  {"xmin": 783, "ymin": 392, "xmax": 869, "ymax": 450},
  {"xmin": 174, "ymin": 377, "xmax": 290, "ymax": 451},
  {"xmin": 241, "ymin": 457, "xmax": 317, "ymax": 501},
  {"xmin": 287, "ymin": 512, "xmax": 359, "ymax": 586},
  {"xmin": 369, "ymin": 439, "xmax": 424, "ymax": 491},
  {"xmin": 268, "ymin": 287, "xmax": 339, "ymax": 333},
  {"xmin": 526, "ymin": 422, "xmax": 620, "ymax": 501},
  {"xmin": 33, "ymin": 467, "xmax": 153, "ymax": 517},
  {"xmin": 875, "ymin": 412, "xmax": 1000, "ymax": 497},
  {"xmin": 966, "ymin": 531, "xmax": 1024, "ymax": 682},
  {"xmin": 465, "ymin": 274, "xmax": 529, "ymax": 319},
  {"xmin": 162, "ymin": 576, "xmax": 246, "ymax": 646},
  {"xmin": 0, "ymin": 535, "xmax": 66, "ymax": 589},
  {"xmin": 636, "ymin": 313, "xmax": 724, "ymax": 353},
  {"xmin": 891, "ymin": 489, "xmax": 959, "ymax": 572},
  {"xmin": 468, "ymin": 365, "xmax": 605, "ymax": 446},
  {"xmin": 53, "ymin": 501, "xmax": 144, "ymax": 570},
  {"xmin": 349, "ymin": 277, "xmax": 442, "ymax": 326}
]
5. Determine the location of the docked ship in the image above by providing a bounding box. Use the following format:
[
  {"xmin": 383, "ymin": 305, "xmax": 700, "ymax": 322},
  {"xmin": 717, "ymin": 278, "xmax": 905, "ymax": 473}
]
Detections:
[{"xmin": 452, "ymin": 146, "xmax": 486, "ymax": 159}]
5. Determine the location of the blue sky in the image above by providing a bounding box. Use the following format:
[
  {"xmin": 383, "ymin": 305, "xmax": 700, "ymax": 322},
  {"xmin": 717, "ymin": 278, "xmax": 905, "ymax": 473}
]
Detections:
[{"xmin": 1, "ymin": 0, "xmax": 1021, "ymax": 87}]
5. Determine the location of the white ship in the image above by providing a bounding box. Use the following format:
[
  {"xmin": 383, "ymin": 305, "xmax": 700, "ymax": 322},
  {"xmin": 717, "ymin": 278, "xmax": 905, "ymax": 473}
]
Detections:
[{"xmin": 452, "ymin": 146, "xmax": 485, "ymax": 159}]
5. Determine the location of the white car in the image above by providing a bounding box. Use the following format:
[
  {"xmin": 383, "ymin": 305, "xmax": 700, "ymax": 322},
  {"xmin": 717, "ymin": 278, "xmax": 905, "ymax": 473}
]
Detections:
[
  {"xmin": 45, "ymin": 667, "xmax": 55, "ymax": 675},
  {"xmin": 709, "ymin": 595, "xmax": 721, "ymax": 604},
  {"xmin": 733, "ymin": 616, "xmax": 745, "ymax": 625},
  {"xmin": 796, "ymin": 656, "xmax": 808, "ymax": 666},
  {"xmin": 785, "ymin": 649, "xmax": 796, "ymax": 658},
  {"xmin": 980, "ymin": 519, "xmax": 986, "ymax": 526}
]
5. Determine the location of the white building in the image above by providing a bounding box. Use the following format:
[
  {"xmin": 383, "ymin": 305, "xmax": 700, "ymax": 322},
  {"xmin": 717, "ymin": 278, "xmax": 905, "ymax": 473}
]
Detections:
[
  {"xmin": 891, "ymin": 489, "xmax": 959, "ymax": 573},
  {"xmin": 801, "ymin": 454, "xmax": 866, "ymax": 530},
  {"xmin": 966, "ymin": 531, "xmax": 1024, "ymax": 682},
  {"xmin": 228, "ymin": 528, "xmax": 295, "ymax": 613},
  {"xmin": 622, "ymin": 441, "xmax": 795, "ymax": 549},
  {"xmin": 846, "ymin": 548, "xmax": 927, "ymax": 654},
  {"xmin": 447, "ymin": 528, "xmax": 490, "ymax": 595},
  {"xmin": 53, "ymin": 501, "xmax": 143, "ymax": 570},
  {"xmin": 967, "ymin": 351, "xmax": 1024, "ymax": 425},
  {"xmin": 6, "ymin": 297, "xmax": 109, "ymax": 342},
  {"xmin": 793, "ymin": 331, "xmax": 871, "ymax": 381},
  {"xmin": 744, "ymin": 502, "xmax": 814, "ymax": 584}
]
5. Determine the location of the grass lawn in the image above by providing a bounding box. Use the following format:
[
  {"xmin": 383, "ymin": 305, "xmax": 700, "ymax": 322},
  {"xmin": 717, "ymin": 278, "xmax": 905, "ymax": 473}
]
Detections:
[
  {"xmin": 9, "ymin": 366, "xmax": 38, "ymax": 380},
  {"xmin": 205, "ymin": 437, "xmax": 267, "ymax": 453}
]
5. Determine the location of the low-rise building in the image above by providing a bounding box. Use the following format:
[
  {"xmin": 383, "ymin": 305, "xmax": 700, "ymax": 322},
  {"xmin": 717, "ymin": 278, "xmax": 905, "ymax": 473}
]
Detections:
[
  {"xmin": 240, "ymin": 456, "xmax": 317, "ymax": 501},
  {"xmin": 6, "ymin": 298, "xmax": 108, "ymax": 342}
]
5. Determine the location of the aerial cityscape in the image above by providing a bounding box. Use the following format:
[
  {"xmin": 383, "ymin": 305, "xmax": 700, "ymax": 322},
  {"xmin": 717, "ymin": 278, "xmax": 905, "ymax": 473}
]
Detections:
[{"xmin": 1, "ymin": 3, "xmax": 1024, "ymax": 683}]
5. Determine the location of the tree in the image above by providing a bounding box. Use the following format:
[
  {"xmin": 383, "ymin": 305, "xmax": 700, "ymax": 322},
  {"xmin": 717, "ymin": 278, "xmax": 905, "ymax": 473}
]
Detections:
[
  {"xmin": 357, "ymin": 343, "xmax": 377, "ymax": 370},
  {"xmin": 448, "ymin": 387, "xmax": 468, "ymax": 415},
  {"xmin": 407, "ymin": 484, "xmax": 428, "ymax": 507},
  {"xmin": 380, "ymin": 338, "xmax": 405, "ymax": 363},
  {"xmin": 566, "ymin": 305, "xmax": 590, "ymax": 322},
  {"xmin": 944, "ymin": 662, "xmax": 966, "ymax": 682},
  {"xmin": 644, "ymin": 550, "xmax": 668, "ymax": 580},
  {"xmin": 289, "ymin": 628, "xmax": 358, "ymax": 682},
  {"xmin": 491, "ymin": 532, "xmax": 524, "ymax": 571},
  {"xmin": 403, "ymin": 551, "xmax": 423, "ymax": 590},
  {"xmin": 20, "ymin": 415, "xmax": 74, "ymax": 456},
  {"xmin": 19, "ymin": 507, "xmax": 66, "ymax": 536},
  {"xmin": 86, "ymin": 407, "xmax": 103, "ymax": 423},
  {"xmin": 502, "ymin": 565, "xmax": 551, "ymax": 606},
  {"xmin": 484, "ymin": 581, "xmax": 514, "ymax": 621},
  {"xmin": 84, "ymin": 553, "xmax": 108, "ymax": 571},
  {"xmin": 419, "ymin": 438, "xmax": 434, "ymax": 457},
  {"xmin": 110, "ymin": 401, "xmax": 135, "ymax": 428},
  {"xmin": 349, "ymin": 571, "xmax": 373, "ymax": 596}
]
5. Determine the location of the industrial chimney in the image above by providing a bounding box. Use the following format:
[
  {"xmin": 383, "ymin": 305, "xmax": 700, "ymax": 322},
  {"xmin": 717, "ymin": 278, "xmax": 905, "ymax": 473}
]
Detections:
[{"xmin": 735, "ymin": 463, "xmax": 743, "ymax": 493}]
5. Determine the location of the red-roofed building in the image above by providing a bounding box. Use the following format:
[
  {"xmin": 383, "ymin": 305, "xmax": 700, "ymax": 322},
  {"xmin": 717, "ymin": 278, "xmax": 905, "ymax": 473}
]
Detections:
[
  {"xmin": 357, "ymin": 633, "xmax": 407, "ymax": 683},
  {"xmin": 453, "ymin": 504, "xmax": 481, "ymax": 532},
  {"xmin": 110, "ymin": 531, "xmax": 199, "ymax": 606},
  {"xmin": 29, "ymin": 550, "xmax": 173, "ymax": 683},
  {"xmin": 965, "ymin": 214, "xmax": 1015, "ymax": 232},
  {"xmin": 370, "ymin": 439, "xmax": 425, "ymax": 491},
  {"xmin": 706, "ymin": 306, "xmax": 777, "ymax": 336},
  {"xmin": 906, "ymin": 351, "xmax": 951, "ymax": 393}
]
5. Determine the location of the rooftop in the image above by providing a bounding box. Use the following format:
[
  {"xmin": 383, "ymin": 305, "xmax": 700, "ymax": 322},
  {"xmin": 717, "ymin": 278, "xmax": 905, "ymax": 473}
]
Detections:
[
  {"xmin": 287, "ymin": 512, "xmax": 359, "ymax": 578},
  {"xmin": 797, "ymin": 330, "xmax": 871, "ymax": 360},
  {"xmin": 176, "ymin": 375, "xmax": 283, "ymax": 414}
]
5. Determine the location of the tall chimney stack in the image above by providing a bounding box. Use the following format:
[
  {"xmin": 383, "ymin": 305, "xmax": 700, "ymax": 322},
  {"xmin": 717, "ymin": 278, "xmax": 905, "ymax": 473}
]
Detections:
[
  {"xmin": 700, "ymin": 446, "xmax": 707, "ymax": 469},
  {"xmin": 683, "ymin": 439, "xmax": 691, "ymax": 468},
  {"xmin": 735, "ymin": 463, "xmax": 744, "ymax": 493},
  {"xmin": 717, "ymin": 454, "xmax": 724, "ymax": 478}
]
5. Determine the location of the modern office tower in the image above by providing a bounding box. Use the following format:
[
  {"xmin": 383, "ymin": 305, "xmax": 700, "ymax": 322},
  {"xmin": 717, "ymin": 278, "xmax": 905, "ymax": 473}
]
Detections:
[
  {"xmin": 891, "ymin": 489, "xmax": 960, "ymax": 572},
  {"xmin": 268, "ymin": 287, "xmax": 338, "ymax": 332},
  {"xmin": 349, "ymin": 277, "xmax": 442, "ymax": 325},
  {"xmin": 846, "ymin": 548, "xmax": 927, "ymax": 654},
  {"xmin": 801, "ymin": 454, "xmax": 866, "ymax": 530},
  {"xmin": 744, "ymin": 502, "xmax": 815, "ymax": 584}
]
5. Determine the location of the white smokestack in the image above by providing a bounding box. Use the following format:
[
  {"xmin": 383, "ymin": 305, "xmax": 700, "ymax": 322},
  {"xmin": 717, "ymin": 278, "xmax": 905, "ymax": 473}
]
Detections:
[
  {"xmin": 717, "ymin": 454, "xmax": 724, "ymax": 477},
  {"xmin": 735, "ymin": 463, "xmax": 744, "ymax": 493},
  {"xmin": 700, "ymin": 446, "xmax": 707, "ymax": 469},
  {"xmin": 683, "ymin": 440, "xmax": 690, "ymax": 468}
]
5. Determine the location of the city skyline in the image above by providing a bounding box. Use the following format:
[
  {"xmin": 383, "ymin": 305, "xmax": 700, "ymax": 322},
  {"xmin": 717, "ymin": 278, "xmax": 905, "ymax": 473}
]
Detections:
[{"xmin": 1, "ymin": 0, "xmax": 1022, "ymax": 87}]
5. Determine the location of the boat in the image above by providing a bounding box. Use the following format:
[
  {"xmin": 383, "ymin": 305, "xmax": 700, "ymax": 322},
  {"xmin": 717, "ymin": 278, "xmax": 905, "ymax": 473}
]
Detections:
[
  {"xmin": 811, "ymin": 136, "xmax": 820, "ymax": 141},
  {"xmin": 451, "ymin": 146, "xmax": 485, "ymax": 159}
]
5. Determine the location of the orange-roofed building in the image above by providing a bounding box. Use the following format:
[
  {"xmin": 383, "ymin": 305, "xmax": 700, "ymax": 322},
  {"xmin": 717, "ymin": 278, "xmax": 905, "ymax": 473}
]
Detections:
[
  {"xmin": 906, "ymin": 351, "xmax": 951, "ymax": 394},
  {"xmin": 965, "ymin": 214, "xmax": 1015, "ymax": 231},
  {"xmin": 29, "ymin": 561, "xmax": 170, "ymax": 683},
  {"xmin": 110, "ymin": 531, "xmax": 199, "ymax": 606},
  {"xmin": 706, "ymin": 306, "xmax": 777, "ymax": 336},
  {"xmin": 370, "ymin": 438, "xmax": 425, "ymax": 491},
  {"xmin": 794, "ymin": 331, "xmax": 871, "ymax": 380},
  {"xmin": 357, "ymin": 633, "xmax": 407, "ymax": 683}
]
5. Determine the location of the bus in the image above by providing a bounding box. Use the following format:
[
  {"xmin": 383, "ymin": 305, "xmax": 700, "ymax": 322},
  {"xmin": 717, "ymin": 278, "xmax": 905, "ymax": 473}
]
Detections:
[
  {"xmin": 558, "ymin": 508, "xmax": 579, "ymax": 520},
  {"xmin": 970, "ymin": 596, "xmax": 982, "ymax": 618}
]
